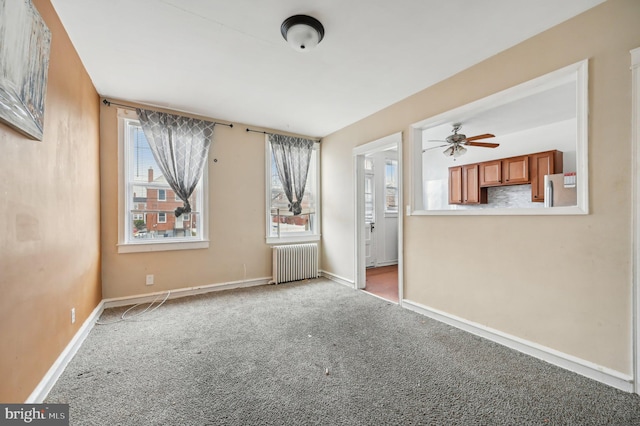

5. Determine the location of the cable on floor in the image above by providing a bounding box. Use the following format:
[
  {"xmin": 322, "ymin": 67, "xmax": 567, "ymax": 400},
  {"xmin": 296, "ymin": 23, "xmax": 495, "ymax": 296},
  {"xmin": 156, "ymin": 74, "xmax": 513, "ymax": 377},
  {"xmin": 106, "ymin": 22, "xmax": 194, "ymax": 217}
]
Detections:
[{"xmin": 96, "ymin": 291, "xmax": 171, "ymax": 325}]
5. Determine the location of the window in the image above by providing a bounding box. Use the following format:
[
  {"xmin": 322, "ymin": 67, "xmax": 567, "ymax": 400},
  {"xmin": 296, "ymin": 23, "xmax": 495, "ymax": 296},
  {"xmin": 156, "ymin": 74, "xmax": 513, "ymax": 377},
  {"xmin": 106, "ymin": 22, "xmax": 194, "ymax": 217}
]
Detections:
[
  {"xmin": 385, "ymin": 159, "xmax": 398, "ymax": 214},
  {"xmin": 266, "ymin": 138, "xmax": 320, "ymax": 243},
  {"xmin": 118, "ymin": 109, "xmax": 208, "ymax": 253}
]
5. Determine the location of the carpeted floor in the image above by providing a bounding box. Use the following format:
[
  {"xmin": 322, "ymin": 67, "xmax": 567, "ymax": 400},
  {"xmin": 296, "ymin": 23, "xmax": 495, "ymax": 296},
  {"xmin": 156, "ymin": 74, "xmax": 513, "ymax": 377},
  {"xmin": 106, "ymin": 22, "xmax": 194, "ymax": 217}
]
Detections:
[{"xmin": 46, "ymin": 278, "xmax": 640, "ymax": 425}]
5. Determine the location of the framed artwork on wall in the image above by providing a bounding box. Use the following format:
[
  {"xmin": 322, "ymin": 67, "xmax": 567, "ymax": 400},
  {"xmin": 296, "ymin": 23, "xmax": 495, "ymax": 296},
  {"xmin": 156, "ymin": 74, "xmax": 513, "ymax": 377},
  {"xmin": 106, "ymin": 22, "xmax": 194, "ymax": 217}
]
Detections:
[{"xmin": 0, "ymin": 0, "xmax": 51, "ymax": 141}]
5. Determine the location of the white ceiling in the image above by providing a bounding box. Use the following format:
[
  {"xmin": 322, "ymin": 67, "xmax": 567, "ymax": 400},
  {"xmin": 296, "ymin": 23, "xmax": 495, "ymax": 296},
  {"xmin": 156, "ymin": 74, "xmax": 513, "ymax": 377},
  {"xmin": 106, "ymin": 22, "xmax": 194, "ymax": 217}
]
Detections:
[{"xmin": 50, "ymin": 0, "xmax": 604, "ymax": 138}]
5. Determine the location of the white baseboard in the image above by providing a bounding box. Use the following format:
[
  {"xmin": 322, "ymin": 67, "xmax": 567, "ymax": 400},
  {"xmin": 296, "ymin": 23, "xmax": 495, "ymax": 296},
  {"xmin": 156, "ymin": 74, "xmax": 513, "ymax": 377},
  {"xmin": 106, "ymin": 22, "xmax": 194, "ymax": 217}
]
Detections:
[
  {"xmin": 372, "ymin": 261, "xmax": 398, "ymax": 267},
  {"xmin": 27, "ymin": 277, "xmax": 271, "ymax": 402},
  {"xmin": 26, "ymin": 301, "xmax": 105, "ymax": 403},
  {"xmin": 402, "ymin": 299, "xmax": 634, "ymax": 393},
  {"xmin": 320, "ymin": 270, "xmax": 355, "ymax": 288},
  {"xmin": 103, "ymin": 276, "xmax": 271, "ymax": 308}
]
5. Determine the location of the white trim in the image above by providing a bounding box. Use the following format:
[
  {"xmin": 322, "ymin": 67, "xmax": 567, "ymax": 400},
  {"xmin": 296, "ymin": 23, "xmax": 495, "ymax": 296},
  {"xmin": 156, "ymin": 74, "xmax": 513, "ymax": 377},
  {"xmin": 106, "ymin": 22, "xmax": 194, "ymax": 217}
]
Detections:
[
  {"xmin": 103, "ymin": 277, "xmax": 271, "ymax": 308},
  {"xmin": 397, "ymin": 138, "xmax": 404, "ymax": 306},
  {"xmin": 266, "ymin": 235, "xmax": 320, "ymax": 245},
  {"xmin": 372, "ymin": 260, "xmax": 398, "ymax": 268},
  {"xmin": 118, "ymin": 111, "xmax": 209, "ymax": 251},
  {"xmin": 320, "ymin": 270, "xmax": 355, "ymax": 288},
  {"xmin": 410, "ymin": 59, "xmax": 589, "ymax": 216},
  {"xmin": 353, "ymin": 133, "xmax": 399, "ymax": 155},
  {"xmin": 631, "ymin": 46, "xmax": 640, "ymax": 395},
  {"xmin": 25, "ymin": 302, "xmax": 105, "ymax": 403},
  {"xmin": 353, "ymin": 132, "xmax": 403, "ymax": 299},
  {"xmin": 403, "ymin": 299, "xmax": 634, "ymax": 393},
  {"xmin": 354, "ymin": 154, "xmax": 366, "ymax": 289},
  {"xmin": 117, "ymin": 239, "xmax": 210, "ymax": 253}
]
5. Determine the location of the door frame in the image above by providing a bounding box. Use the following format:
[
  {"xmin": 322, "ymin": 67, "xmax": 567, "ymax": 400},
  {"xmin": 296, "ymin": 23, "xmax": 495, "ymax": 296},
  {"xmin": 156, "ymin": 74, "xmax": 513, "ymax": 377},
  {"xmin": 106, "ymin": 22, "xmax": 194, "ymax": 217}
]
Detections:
[
  {"xmin": 631, "ymin": 46, "xmax": 640, "ymax": 395},
  {"xmin": 353, "ymin": 132, "xmax": 403, "ymax": 304}
]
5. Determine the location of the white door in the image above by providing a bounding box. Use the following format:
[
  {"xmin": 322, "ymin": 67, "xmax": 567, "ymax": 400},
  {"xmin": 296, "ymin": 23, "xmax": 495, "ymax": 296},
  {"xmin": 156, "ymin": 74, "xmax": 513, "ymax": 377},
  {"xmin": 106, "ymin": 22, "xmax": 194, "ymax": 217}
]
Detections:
[{"xmin": 364, "ymin": 170, "xmax": 376, "ymax": 267}]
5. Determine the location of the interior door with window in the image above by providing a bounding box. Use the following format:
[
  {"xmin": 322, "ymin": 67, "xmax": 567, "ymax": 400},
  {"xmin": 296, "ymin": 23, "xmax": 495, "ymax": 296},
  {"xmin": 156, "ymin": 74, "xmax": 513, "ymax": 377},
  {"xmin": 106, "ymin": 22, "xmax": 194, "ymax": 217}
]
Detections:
[{"xmin": 364, "ymin": 168, "xmax": 376, "ymax": 267}]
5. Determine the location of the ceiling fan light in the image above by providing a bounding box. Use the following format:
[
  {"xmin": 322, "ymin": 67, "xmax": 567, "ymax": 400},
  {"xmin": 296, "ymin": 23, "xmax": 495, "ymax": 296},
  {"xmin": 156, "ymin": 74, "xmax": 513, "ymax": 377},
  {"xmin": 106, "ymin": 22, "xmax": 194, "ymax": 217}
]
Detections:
[
  {"xmin": 281, "ymin": 15, "xmax": 324, "ymax": 52},
  {"xmin": 453, "ymin": 145, "xmax": 467, "ymax": 157},
  {"xmin": 443, "ymin": 146, "xmax": 455, "ymax": 157}
]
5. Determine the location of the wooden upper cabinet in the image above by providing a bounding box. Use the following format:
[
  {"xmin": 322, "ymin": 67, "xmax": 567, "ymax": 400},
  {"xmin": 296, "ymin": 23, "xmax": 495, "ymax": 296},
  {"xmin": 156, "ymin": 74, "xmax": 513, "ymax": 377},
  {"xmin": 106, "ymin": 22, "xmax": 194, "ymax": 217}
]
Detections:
[
  {"xmin": 479, "ymin": 156, "xmax": 530, "ymax": 187},
  {"xmin": 462, "ymin": 164, "xmax": 487, "ymax": 204},
  {"xmin": 448, "ymin": 149, "xmax": 562, "ymax": 205},
  {"xmin": 479, "ymin": 160, "xmax": 502, "ymax": 186},
  {"xmin": 502, "ymin": 155, "xmax": 529, "ymax": 185},
  {"xmin": 449, "ymin": 165, "xmax": 487, "ymax": 205},
  {"xmin": 530, "ymin": 150, "xmax": 563, "ymax": 202},
  {"xmin": 448, "ymin": 166, "xmax": 463, "ymax": 204}
]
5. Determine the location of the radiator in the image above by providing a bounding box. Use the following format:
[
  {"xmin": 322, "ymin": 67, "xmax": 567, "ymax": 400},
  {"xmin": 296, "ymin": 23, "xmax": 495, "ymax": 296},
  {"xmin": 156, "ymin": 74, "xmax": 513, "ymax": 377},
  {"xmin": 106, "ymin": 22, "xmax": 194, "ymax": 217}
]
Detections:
[{"xmin": 272, "ymin": 243, "xmax": 318, "ymax": 284}]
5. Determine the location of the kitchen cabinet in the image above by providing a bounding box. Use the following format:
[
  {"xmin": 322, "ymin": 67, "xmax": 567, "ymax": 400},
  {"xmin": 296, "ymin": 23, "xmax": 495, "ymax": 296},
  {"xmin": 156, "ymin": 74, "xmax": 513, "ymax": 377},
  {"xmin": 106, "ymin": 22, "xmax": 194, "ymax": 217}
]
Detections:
[
  {"xmin": 479, "ymin": 160, "xmax": 502, "ymax": 186},
  {"xmin": 463, "ymin": 164, "xmax": 486, "ymax": 204},
  {"xmin": 502, "ymin": 155, "xmax": 529, "ymax": 185},
  {"xmin": 450, "ymin": 165, "xmax": 487, "ymax": 204},
  {"xmin": 448, "ymin": 166, "xmax": 462, "ymax": 204},
  {"xmin": 448, "ymin": 149, "xmax": 562, "ymax": 204},
  {"xmin": 530, "ymin": 150, "xmax": 563, "ymax": 202},
  {"xmin": 479, "ymin": 156, "xmax": 529, "ymax": 187}
]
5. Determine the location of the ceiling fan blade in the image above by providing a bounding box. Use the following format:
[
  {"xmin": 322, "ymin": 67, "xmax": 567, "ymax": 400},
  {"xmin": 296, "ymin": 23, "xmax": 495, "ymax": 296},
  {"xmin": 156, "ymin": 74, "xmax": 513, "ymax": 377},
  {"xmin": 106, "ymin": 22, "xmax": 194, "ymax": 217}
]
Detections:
[
  {"xmin": 422, "ymin": 144, "xmax": 448, "ymax": 152},
  {"xmin": 465, "ymin": 141, "xmax": 499, "ymax": 148},
  {"xmin": 427, "ymin": 139, "xmax": 447, "ymax": 143},
  {"xmin": 465, "ymin": 133, "xmax": 495, "ymax": 142}
]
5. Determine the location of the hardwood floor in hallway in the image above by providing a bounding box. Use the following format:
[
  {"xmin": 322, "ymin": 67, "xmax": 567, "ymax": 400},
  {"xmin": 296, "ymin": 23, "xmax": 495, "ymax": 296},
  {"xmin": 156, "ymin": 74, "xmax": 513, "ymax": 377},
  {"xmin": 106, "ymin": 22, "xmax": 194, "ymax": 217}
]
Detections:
[{"xmin": 364, "ymin": 264, "xmax": 398, "ymax": 303}]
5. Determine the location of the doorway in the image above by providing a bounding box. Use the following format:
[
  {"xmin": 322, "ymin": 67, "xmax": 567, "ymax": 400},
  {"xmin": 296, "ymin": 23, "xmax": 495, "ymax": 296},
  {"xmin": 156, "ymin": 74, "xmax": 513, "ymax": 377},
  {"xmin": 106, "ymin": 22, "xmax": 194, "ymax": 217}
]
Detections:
[{"xmin": 354, "ymin": 133, "xmax": 403, "ymax": 304}]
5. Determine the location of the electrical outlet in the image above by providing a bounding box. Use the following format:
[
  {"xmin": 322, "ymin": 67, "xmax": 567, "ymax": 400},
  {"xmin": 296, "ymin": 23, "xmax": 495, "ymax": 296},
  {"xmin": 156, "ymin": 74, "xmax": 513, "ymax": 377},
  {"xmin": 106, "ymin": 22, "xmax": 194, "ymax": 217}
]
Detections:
[
  {"xmin": 71, "ymin": 308, "xmax": 76, "ymax": 324},
  {"xmin": 146, "ymin": 274, "xmax": 154, "ymax": 285}
]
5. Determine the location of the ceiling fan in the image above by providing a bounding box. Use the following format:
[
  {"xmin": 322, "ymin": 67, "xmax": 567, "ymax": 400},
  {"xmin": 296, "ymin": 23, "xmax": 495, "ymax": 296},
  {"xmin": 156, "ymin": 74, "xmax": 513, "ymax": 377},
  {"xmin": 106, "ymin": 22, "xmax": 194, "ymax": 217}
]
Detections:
[{"xmin": 423, "ymin": 123, "xmax": 499, "ymax": 158}]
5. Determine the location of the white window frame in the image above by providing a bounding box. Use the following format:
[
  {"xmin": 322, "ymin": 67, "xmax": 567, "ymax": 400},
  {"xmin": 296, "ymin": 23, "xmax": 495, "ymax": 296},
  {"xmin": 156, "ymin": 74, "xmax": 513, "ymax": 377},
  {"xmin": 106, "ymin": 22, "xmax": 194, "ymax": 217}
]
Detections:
[
  {"xmin": 158, "ymin": 189, "xmax": 166, "ymax": 201},
  {"xmin": 158, "ymin": 212, "xmax": 167, "ymax": 223},
  {"xmin": 384, "ymin": 158, "xmax": 399, "ymax": 217},
  {"xmin": 409, "ymin": 59, "xmax": 589, "ymax": 216},
  {"xmin": 117, "ymin": 108, "xmax": 209, "ymax": 253},
  {"xmin": 265, "ymin": 136, "xmax": 321, "ymax": 244}
]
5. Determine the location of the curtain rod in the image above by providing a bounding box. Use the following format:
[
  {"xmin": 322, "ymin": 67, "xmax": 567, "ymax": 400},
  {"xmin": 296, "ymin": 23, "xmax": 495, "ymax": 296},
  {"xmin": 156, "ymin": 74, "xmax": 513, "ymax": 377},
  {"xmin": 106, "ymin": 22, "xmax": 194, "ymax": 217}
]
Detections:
[
  {"xmin": 102, "ymin": 99, "xmax": 234, "ymax": 128},
  {"xmin": 245, "ymin": 127, "xmax": 320, "ymax": 142}
]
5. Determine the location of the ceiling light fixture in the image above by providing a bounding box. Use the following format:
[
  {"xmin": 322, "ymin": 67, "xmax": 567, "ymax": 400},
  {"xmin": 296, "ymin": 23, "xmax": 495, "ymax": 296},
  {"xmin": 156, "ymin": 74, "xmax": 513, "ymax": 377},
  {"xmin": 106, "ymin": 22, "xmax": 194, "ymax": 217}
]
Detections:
[
  {"xmin": 281, "ymin": 15, "xmax": 324, "ymax": 52},
  {"xmin": 443, "ymin": 144, "xmax": 467, "ymax": 158}
]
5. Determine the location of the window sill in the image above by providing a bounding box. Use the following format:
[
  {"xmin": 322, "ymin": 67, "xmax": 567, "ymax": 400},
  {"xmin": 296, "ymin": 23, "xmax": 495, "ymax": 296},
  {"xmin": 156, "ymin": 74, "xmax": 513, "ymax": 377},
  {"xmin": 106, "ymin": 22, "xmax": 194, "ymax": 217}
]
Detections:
[
  {"xmin": 266, "ymin": 235, "xmax": 320, "ymax": 245},
  {"xmin": 117, "ymin": 239, "xmax": 209, "ymax": 253}
]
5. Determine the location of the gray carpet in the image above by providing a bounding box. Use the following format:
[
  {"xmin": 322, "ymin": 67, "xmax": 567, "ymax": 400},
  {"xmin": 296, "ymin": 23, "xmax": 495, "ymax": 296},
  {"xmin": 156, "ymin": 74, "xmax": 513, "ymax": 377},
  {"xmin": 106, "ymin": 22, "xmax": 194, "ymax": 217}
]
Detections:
[{"xmin": 46, "ymin": 278, "xmax": 640, "ymax": 425}]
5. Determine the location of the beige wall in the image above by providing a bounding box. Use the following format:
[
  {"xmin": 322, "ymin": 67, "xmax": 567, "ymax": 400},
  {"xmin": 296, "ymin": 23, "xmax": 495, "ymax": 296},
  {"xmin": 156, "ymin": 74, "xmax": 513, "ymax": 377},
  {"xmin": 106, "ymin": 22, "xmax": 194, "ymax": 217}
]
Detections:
[
  {"xmin": 0, "ymin": 0, "xmax": 102, "ymax": 402},
  {"xmin": 321, "ymin": 0, "xmax": 640, "ymax": 374},
  {"xmin": 100, "ymin": 106, "xmax": 310, "ymax": 299}
]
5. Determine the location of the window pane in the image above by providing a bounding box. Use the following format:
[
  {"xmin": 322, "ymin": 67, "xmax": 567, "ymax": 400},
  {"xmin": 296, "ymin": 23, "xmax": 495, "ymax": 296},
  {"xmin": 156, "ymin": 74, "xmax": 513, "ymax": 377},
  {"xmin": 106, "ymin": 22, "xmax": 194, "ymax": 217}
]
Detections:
[
  {"xmin": 127, "ymin": 123, "xmax": 201, "ymax": 241},
  {"xmin": 385, "ymin": 159, "xmax": 398, "ymax": 213}
]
